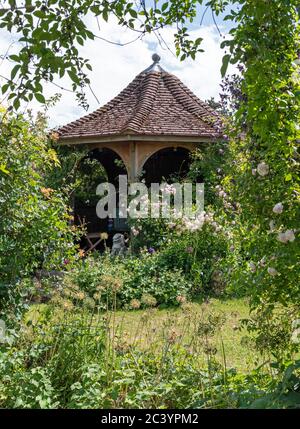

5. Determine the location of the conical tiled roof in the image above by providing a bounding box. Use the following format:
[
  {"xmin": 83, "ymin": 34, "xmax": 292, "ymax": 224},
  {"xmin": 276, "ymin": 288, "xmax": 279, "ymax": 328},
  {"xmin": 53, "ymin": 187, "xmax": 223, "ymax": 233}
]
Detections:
[{"xmin": 57, "ymin": 56, "xmax": 223, "ymax": 141}]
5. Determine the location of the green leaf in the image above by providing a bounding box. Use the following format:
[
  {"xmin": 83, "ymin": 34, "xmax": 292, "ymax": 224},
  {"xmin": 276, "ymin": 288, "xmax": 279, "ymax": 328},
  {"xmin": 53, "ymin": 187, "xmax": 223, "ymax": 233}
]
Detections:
[
  {"xmin": 13, "ymin": 97, "xmax": 20, "ymax": 110},
  {"xmin": 285, "ymin": 173, "xmax": 292, "ymax": 181},
  {"xmin": 67, "ymin": 70, "xmax": 80, "ymax": 85},
  {"xmin": 9, "ymin": 54, "xmax": 19, "ymax": 62},
  {"xmin": 76, "ymin": 36, "xmax": 84, "ymax": 46},
  {"xmin": 1, "ymin": 83, "xmax": 10, "ymax": 94},
  {"xmin": 102, "ymin": 10, "xmax": 108, "ymax": 21},
  {"xmin": 34, "ymin": 93, "xmax": 46, "ymax": 103},
  {"xmin": 0, "ymin": 164, "xmax": 10, "ymax": 175},
  {"xmin": 221, "ymin": 54, "xmax": 230, "ymax": 77},
  {"xmin": 129, "ymin": 9, "xmax": 137, "ymax": 18},
  {"xmin": 10, "ymin": 64, "xmax": 20, "ymax": 80},
  {"xmin": 162, "ymin": 2, "xmax": 169, "ymax": 12}
]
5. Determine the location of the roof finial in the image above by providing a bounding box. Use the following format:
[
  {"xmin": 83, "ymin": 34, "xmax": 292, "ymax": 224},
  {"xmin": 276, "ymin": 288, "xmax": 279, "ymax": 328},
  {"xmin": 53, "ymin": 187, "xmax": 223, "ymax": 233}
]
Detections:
[
  {"xmin": 143, "ymin": 53, "xmax": 164, "ymax": 73},
  {"xmin": 152, "ymin": 53, "xmax": 161, "ymax": 63}
]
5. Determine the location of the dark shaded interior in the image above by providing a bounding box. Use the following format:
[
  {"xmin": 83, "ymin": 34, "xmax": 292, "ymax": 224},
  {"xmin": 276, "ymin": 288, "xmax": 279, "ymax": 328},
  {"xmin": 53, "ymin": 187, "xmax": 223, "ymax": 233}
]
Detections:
[
  {"xmin": 142, "ymin": 147, "xmax": 191, "ymax": 185},
  {"xmin": 88, "ymin": 148, "xmax": 127, "ymax": 187},
  {"xmin": 74, "ymin": 148, "xmax": 128, "ymax": 251}
]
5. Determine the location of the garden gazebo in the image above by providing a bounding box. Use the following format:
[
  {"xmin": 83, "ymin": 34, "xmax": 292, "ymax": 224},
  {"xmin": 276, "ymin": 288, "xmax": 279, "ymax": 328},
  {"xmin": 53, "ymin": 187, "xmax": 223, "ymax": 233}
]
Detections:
[
  {"xmin": 57, "ymin": 54, "xmax": 223, "ymax": 181},
  {"xmin": 57, "ymin": 54, "xmax": 223, "ymax": 246}
]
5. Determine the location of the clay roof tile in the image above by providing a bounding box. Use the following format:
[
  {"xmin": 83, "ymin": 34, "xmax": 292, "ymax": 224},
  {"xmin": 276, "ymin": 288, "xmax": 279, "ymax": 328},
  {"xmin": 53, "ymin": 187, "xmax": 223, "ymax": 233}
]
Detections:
[{"xmin": 57, "ymin": 55, "xmax": 223, "ymax": 141}]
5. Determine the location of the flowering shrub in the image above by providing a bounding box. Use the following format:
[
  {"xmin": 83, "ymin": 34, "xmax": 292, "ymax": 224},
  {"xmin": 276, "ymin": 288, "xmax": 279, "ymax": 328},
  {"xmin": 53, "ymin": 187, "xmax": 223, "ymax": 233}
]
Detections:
[
  {"xmin": 199, "ymin": 2, "xmax": 300, "ymax": 366},
  {"xmin": 0, "ymin": 109, "xmax": 81, "ymax": 314},
  {"xmin": 120, "ymin": 254, "xmax": 192, "ymax": 307},
  {"xmin": 129, "ymin": 206, "xmax": 231, "ymax": 296},
  {"xmin": 65, "ymin": 253, "xmax": 192, "ymax": 309},
  {"xmin": 221, "ymin": 3, "xmax": 299, "ymax": 312}
]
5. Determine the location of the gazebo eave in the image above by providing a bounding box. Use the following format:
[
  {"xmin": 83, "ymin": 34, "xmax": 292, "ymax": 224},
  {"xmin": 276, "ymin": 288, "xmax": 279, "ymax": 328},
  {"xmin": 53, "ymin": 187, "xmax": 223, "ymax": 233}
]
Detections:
[{"xmin": 58, "ymin": 133, "xmax": 224, "ymax": 146}]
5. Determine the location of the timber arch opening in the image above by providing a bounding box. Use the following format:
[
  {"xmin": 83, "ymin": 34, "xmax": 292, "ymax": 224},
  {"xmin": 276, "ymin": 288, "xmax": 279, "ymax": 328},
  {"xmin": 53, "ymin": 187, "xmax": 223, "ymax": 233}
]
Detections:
[{"xmin": 74, "ymin": 148, "xmax": 128, "ymax": 251}]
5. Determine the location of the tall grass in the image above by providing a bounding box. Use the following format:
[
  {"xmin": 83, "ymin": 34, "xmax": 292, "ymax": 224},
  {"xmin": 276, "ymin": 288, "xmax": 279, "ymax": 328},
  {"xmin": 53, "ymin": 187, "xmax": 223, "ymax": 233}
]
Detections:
[{"xmin": 15, "ymin": 288, "xmax": 274, "ymax": 409}]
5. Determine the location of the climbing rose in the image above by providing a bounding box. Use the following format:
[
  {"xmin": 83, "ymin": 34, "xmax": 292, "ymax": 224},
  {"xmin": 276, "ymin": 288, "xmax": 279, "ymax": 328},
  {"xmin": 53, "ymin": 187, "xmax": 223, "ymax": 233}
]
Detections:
[
  {"xmin": 78, "ymin": 249, "xmax": 85, "ymax": 258},
  {"xmin": 285, "ymin": 229, "xmax": 295, "ymax": 242},
  {"xmin": 131, "ymin": 227, "xmax": 139, "ymax": 236},
  {"xmin": 40, "ymin": 187, "xmax": 53, "ymax": 199},
  {"xmin": 272, "ymin": 202, "xmax": 283, "ymax": 214},
  {"xmin": 257, "ymin": 162, "xmax": 269, "ymax": 176},
  {"xmin": 277, "ymin": 230, "xmax": 295, "ymax": 244}
]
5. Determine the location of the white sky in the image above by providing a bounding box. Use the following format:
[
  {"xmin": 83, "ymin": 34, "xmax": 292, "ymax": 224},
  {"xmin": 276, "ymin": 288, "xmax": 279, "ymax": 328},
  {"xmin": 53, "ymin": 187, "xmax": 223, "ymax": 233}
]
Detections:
[{"xmin": 0, "ymin": 14, "xmax": 236, "ymax": 128}]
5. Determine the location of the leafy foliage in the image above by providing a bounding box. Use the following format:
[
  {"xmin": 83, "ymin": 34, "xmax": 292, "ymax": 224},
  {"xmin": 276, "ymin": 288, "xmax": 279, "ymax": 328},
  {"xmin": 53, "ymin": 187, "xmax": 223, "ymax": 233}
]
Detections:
[
  {"xmin": 1, "ymin": 299, "xmax": 299, "ymax": 409},
  {"xmin": 220, "ymin": 2, "xmax": 300, "ymax": 312},
  {"xmin": 66, "ymin": 253, "xmax": 193, "ymax": 309},
  {"xmin": 0, "ymin": 0, "xmax": 229, "ymax": 109},
  {"xmin": 0, "ymin": 108, "xmax": 81, "ymax": 307}
]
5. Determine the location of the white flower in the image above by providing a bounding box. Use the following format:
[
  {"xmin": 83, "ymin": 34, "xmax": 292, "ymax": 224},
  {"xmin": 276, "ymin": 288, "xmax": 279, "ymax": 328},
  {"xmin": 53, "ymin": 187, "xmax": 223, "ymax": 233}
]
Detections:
[
  {"xmin": 218, "ymin": 190, "xmax": 227, "ymax": 198},
  {"xmin": 162, "ymin": 184, "xmax": 176, "ymax": 195},
  {"xmin": 291, "ymin": 329, "xmax": 300, "ymax": 344},
  {"xmin": 277, "ymin": 232, "xmax": 288, "ymax": 243},
  {"xmin": 285, "ymin": 229, "xmax": 295, "ymax": 242},
  {"xmin": 272, "ymin": 202, "xmax": 283, "ymax": 214},
  {"xmin": 224, "ymin": 201, "xmax": 233, "ymax": 209},
  {"xmin": 259, "ymin": 256, "xmax": 266, "ymax": 267},
  {"xmin": 131, "ymin": 227, "xmax": 140, "ymax": 236},
  {"xmin": 269, "ymin": 220, "xmax": 276, "ymax": 231},
  {"xmin": 249, "ymin": 262, "xmax": 256, "ymax": 273},
  {"xmin": 211, "ymin": 221, "xmax": 222, "ymax": 232},
  {"xmin": 167, "ymin": 222, "xmax": 176, "ymax": 229},
  {"xmin": 251, "ymin": 168, "xmax": 257, "ymax": 176},
  {"xmin": 277, "ymin": 229, "xmax": 295, "ymax": 243},
  {"xmin": 204, "ymin": 212, "xmax": 213, "ymax": 223},
  {"xmin": 257, "ymin": 162, "xmax": 269, "ymax": 176},
  {"xmin": 267, "ymin": 267, "xmax": 278, "ymax": 276},
  {"xmin": 182, "ymin": 213, "xmax": 205, "ymax": 232},
  {"xmin": 292, "ymin": 319, "xmax": 300, "ymax": 330}
]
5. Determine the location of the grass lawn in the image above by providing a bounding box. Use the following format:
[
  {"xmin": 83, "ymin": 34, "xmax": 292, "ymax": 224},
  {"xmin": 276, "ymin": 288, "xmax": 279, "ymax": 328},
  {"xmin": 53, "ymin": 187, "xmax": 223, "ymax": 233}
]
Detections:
[
  {"xmin": 26, "ymin": 297, "xmax": 261, "ymax": 371},
  {"xmin": 109, "ymin": 298, "xmax": 260, "ymax": 370}
]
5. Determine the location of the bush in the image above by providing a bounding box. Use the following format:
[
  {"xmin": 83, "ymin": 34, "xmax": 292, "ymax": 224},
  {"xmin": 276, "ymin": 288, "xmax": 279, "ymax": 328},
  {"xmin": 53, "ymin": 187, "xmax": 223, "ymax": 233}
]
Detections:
[
  {"xmin": 0, "ymin": 109, "xmax": 81, "ymax": 311},
  {"xmin": 120, "ymin": 254, "xmax": 192, "ymax": 307},
  {"xmin": 63, "ymin": 253, "xmax": 192, "ymax": 310},
  {"xmin": 129, "ymin": 213, "xmax": 231, "ymax": 297}
]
